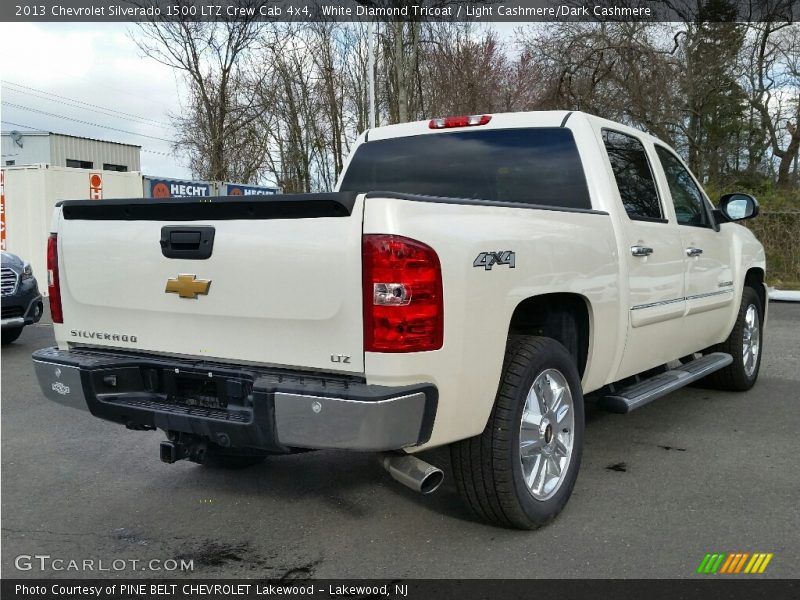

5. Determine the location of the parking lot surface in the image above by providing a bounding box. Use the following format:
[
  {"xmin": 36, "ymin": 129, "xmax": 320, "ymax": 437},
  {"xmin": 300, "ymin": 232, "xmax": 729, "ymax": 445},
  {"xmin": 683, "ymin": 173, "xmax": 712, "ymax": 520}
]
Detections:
[{"xmin": 2, "ymin": 303, "xmax": 798, "ymax": 578}]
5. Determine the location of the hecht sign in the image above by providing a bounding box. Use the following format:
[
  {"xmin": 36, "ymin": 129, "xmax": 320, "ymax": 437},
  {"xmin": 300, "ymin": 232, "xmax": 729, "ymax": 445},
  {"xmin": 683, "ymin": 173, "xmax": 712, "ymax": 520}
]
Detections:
[
  {"xmin": 225, "ymin": 183, "xmax": 279, "ymax": 196},
  {"xmin": 148, "ymin": 178, "xmax": 210, "ymax": 198}
]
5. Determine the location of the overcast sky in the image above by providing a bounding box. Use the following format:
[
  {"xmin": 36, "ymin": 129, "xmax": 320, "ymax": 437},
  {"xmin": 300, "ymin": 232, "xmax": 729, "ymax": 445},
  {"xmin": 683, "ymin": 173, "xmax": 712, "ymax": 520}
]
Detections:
[
  {"xmin": 0, "ymin": 22, "xmax": 191, "ymax": 178},
  {"xmin": 0, "ymin": 22, "xmax": 520, "ymax": 180}
]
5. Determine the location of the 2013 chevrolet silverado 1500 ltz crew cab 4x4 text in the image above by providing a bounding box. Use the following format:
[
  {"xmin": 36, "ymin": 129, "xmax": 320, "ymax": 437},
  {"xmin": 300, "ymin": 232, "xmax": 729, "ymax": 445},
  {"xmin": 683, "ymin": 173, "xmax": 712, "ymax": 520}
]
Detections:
[{"xmin": 32, "ymin": 111, "xmax": 766, "ymax": 529}]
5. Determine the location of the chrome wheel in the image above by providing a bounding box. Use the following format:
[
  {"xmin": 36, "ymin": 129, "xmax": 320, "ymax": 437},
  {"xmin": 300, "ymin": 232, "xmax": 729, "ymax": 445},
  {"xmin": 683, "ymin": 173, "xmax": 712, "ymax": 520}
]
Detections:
[
  {"xmin": 742, "ymin": 304, "xmax": 760, "ymax": 378},
  {"xmin": 519, "ymin": 368, "xmax": 575, "ymax": 501}
]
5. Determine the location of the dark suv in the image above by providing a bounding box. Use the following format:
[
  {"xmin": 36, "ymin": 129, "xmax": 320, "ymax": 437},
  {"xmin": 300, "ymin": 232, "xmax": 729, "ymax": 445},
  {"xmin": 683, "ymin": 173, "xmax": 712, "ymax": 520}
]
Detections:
[{"xmin": 1, "ymin": 251, "xmax": 43, "ymax": 344}]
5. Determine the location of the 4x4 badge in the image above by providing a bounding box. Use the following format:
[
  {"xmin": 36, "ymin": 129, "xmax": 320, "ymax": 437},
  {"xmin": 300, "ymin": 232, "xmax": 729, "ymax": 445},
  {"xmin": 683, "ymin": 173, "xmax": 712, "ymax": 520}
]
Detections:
[
  {"xmin": 165, "ymin": 274, "xmax": 211, "ymax": 299},
  {"xmin": 474, "ymin": 251, "xmax": 516, "ymax": 270}
]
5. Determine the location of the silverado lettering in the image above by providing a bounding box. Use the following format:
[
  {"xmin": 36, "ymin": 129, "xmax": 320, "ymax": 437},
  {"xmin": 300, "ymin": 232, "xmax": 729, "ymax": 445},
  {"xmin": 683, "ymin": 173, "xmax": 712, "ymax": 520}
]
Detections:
[{"xmin": 70, "ymin": 330, "xmax": 137, "ymax": 343}]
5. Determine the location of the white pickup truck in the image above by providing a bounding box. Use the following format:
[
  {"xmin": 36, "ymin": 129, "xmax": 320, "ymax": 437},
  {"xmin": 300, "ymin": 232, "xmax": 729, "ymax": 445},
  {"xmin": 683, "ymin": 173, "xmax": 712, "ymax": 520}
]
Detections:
[{"xmin": 33, "ymin": 111, "xmax": 766, "ymax": 529}]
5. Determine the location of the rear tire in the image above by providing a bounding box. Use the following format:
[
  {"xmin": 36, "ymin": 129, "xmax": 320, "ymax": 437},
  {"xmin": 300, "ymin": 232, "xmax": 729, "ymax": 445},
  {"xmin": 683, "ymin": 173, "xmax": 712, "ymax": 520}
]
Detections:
[
  {"xmin": 702, "ymin": 286, "xmax": 763, "ymax": 391},
  {"xmin": 1, "ymin": 327, "xmax": 23, "ymax": 345},
  {"xmin": 450, "ymin": 336, "xmax": 584, "ymax": 529}
]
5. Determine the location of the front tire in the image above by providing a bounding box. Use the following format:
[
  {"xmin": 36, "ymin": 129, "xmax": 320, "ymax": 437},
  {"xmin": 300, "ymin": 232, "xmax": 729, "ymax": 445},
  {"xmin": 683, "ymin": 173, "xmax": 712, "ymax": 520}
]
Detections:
[
  {"xmin": 702, "ymin": 286, "xmax": 763, "ymax": 391},
  {"xmin": 450, "ymin": 336, "xmax": 584, "ymax": 529}
]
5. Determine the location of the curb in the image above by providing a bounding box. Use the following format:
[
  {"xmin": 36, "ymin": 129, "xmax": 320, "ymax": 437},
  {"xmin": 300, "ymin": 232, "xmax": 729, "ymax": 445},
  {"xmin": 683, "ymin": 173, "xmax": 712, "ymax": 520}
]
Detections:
[{"xmin": 768, "ymin": 288, "xmax": 800, "ymax": 302}]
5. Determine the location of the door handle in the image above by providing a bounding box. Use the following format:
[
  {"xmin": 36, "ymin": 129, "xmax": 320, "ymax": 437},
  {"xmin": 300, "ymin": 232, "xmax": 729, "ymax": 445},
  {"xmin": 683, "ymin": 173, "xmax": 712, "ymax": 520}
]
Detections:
[
  {"xmin": 160, "ymin": 226, "xmax": 215, "ymax": 260},
  {"xmin": 686, "ymin": 247, "xmax": 703, "ymax": 257},
  {"xmin": 631, "ymin": 245, "xmax": 654, "ymax": 257}
]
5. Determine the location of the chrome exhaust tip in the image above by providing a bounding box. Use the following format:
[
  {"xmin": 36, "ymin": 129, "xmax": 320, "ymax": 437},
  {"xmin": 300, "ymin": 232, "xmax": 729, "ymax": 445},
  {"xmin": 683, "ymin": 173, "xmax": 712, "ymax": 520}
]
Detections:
[{"xmin": 380, "ymin": 453, "xmax": 444, "ymax": 495}]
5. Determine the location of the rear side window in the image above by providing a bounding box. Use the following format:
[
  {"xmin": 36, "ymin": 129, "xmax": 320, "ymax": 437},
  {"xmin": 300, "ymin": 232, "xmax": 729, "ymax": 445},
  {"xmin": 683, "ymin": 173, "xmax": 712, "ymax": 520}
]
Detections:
[
  {"xmin": 602, "ymin": 130, "xmax": 663, "ymax": 221},
  {"xmin": 340, "ymin": 128, "xmax": 592, "ymax": 210}
]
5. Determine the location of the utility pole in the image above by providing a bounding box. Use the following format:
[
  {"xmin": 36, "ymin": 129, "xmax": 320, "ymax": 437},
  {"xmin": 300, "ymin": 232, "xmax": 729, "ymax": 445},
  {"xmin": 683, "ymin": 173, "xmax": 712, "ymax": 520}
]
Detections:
[{"xmin": 368, "ymin": 20, "xmax": 376, "ymax": 129}]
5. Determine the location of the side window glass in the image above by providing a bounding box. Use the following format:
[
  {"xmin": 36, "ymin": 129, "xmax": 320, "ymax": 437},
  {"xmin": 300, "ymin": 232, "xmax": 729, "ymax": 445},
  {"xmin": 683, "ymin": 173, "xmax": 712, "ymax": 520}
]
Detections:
[
  {"xmin": 602, "ymin": 129, "xmax": 663, "ymax": 221},
  {"xmin": 655, "ymin": 146, "xmax": 710, "ymax": 227}
]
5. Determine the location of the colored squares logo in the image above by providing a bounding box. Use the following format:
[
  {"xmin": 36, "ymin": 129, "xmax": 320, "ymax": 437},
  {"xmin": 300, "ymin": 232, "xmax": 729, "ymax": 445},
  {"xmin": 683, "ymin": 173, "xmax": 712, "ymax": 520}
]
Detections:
[{"xmin": 697, "ymin": 552, "xmax": 773, "ymax": 574}]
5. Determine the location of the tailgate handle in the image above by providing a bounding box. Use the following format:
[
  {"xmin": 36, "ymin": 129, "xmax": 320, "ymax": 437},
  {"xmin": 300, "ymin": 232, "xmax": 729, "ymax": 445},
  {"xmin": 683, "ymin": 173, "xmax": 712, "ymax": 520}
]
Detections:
[{"xmin": 160, "ymin": 226, "xmax": 215, "ymax": 260}]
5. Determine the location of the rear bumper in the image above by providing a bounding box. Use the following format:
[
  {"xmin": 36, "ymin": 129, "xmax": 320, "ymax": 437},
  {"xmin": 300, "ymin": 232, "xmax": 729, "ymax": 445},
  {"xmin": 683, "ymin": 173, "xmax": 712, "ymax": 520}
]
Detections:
[{"xmin": 31, "ymin": 347, "xmax": 437, "ymax": 453}]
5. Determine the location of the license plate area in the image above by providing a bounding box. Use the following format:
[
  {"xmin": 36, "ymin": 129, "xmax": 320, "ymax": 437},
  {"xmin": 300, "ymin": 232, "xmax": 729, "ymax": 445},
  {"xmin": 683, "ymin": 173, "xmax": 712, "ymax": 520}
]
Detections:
[
  {"xmin": 159, "ymin": 369, "xmax": 253, "ymax": 410},
  {"xmin": 91, "ymin": 366, "xmax": 254, "ymax": 410},
  {"xmin": 171, "ymin": 372, "xmax": 227, "ymax": 409}
]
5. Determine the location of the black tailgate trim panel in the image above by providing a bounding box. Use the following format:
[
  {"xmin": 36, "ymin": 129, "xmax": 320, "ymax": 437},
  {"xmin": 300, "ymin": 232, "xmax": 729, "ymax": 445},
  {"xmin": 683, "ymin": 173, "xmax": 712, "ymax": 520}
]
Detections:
[{"xmin": 59, "ymin": 193, "xmax": 357, "ymax": 221}]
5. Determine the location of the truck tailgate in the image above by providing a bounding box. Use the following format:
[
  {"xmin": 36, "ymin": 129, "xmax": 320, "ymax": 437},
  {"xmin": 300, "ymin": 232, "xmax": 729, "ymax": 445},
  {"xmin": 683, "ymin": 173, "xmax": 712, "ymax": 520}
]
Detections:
[{"xmin": 55, "ymin": 194, "xmax": 365, "ymax": 373}]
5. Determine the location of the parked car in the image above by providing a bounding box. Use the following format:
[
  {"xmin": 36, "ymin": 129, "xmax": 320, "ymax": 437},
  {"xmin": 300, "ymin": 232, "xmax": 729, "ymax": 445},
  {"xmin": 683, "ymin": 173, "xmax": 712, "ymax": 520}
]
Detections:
[
  {"xmin": 31, "ymin": 111, "xmax": 765, "ymax": 528},
  {"xmin": 2, "ymin": 251, "xmax": 43, "ymax": 344}
]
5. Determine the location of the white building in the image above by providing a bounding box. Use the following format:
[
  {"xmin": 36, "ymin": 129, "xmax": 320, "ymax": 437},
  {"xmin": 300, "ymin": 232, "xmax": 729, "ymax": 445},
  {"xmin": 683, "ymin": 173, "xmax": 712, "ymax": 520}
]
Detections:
[
  {"xmin": 1, "ymin": 131, "xmax": 143, "ymax": 289},
  {"xmin": 2, "ymin": 130, "xmax": 141, "ymax": 172}
]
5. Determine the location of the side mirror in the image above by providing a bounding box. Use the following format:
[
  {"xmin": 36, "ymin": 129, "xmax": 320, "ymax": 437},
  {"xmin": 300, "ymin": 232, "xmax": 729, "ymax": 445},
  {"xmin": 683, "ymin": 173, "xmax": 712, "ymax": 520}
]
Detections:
[{"xmin": 718, "ymin": 193, "xmax": 759, "ymax": 222}]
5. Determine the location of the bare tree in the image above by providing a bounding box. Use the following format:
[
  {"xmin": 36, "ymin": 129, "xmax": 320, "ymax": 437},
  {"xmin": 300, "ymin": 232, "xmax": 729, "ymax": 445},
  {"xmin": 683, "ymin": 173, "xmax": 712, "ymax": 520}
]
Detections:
[
  {"xmin": 422, "ymin": 24, "xmax": 542, "ymax": 116},
  {"xmin": 744, "ymin": 20, "xmax": 800, "ymax": 187},
  {"xmin": 134, "ymin": 2, "xmax": 267, "ymax": 182},
  {"xmin": 132, "ymin": 13, "xmax": 798, "ymax": 194},
  {"xmin": 518, "ymin": 22, "xmax": 683, "ymax": 139}
]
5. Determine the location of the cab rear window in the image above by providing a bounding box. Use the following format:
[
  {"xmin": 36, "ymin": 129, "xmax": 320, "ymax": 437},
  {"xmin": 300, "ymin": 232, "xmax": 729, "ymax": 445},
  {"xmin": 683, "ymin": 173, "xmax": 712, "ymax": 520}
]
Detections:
[{"xmin": 340, "ymin": 128, "xmax": 592, "ymax": 210}]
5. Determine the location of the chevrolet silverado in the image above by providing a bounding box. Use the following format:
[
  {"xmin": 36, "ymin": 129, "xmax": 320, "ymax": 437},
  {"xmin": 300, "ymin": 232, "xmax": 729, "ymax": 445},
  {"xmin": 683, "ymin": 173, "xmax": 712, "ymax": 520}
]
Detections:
[{"xmin": 32, "ymin": 111, "xmax": 766, "ymax": 529}]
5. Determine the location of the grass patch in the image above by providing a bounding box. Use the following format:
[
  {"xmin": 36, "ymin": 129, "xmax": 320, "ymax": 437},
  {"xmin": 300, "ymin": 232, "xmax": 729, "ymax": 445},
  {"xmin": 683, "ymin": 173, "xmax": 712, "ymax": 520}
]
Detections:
[
  {"xmin": 745, "ymin": 212, "xmax": 800, "ymax": 290},
  {"xmin": 705, "ymin": 185, "xmax": 799, "ymax": 289}
]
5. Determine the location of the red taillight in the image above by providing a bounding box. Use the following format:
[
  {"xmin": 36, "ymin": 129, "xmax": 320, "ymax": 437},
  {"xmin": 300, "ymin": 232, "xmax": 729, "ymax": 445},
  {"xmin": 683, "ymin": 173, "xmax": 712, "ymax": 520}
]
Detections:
[
  {"xmin": 428, "ymin": 115, "xmax": 491, "ymax": 129},
  {"xmin": 362, "ymin": 234, "xmax": 443, "ymax": 353},
  {"xmin": 47, "ymin": 233, "xmax": 63, "ymax": 324}
]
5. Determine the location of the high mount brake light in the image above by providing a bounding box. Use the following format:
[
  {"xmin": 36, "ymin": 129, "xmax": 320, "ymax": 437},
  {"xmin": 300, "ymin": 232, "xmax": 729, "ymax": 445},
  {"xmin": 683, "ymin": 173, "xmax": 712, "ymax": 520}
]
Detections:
[
  {"xmin": 428, "ymin": 115, "xmax": 492, "ymax": 129},
  {"xmin": 362, "ymin": 234, "xmax": 443, "ymax": 353},
  {"xmin": 47, "ymin": 233, "xmax": 63, "ymax": 324}
]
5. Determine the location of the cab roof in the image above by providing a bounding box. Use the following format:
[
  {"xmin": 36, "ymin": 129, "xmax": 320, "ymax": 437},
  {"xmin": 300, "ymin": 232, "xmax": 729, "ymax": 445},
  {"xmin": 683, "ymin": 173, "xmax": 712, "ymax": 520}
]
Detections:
[{"xmin": 366, "ymin": 110, "xmax": 663, "ymax": 146}]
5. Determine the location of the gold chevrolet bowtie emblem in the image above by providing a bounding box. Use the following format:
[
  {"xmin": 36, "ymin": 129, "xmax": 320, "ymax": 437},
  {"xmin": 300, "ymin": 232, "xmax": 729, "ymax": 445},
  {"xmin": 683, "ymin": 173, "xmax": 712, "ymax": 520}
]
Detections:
[{"xmin": 165, "ymin": 274, "xmax": 211, "ymax": 299}]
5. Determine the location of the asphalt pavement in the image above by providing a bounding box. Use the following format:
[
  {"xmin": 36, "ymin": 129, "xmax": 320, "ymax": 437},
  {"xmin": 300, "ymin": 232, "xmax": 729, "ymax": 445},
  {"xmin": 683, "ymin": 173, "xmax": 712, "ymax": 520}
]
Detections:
[{"xmin": 2, "ymin": 303, "xmax": 798, "ymax": 579}]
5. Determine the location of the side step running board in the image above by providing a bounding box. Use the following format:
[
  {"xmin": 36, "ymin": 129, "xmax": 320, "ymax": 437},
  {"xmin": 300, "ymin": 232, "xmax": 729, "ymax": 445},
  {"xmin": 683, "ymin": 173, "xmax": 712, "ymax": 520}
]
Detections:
[{"xmin": 599, "ymin": 352, "xmax": 733, "ymax": 414}]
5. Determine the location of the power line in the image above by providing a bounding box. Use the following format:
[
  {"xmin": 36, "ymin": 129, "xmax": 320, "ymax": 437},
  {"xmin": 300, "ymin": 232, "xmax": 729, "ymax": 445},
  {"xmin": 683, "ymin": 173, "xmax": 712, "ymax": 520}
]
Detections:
[
  {"xmin": 140, "ymin": 148, "xmax": 175, "ymax": 157},
  {"xmin": 1, "ymin": 102, "xmax": 175, "ymax": 144},
  {"xmin": 1, "ymin": 119, "xmax": 174, "ymax": 158},
  {"xmin": 2, "ymin": 119, "xmax": 49, "ymax": 131},
  {"xmin": 3, "ymin": 86, "xmax": 173, "ymax": 131},
  {"xmin": 3, "ymin": 80, "xmax": 172, "ymax": 128}
]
